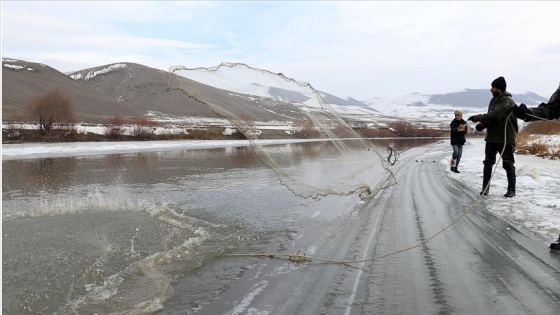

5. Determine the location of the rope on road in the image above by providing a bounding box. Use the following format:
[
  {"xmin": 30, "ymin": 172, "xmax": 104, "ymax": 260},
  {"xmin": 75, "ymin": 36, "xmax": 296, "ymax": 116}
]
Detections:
[
  {"xmin": 225, "ymin": 112, "xmax": 527, "ymax": 264},
  {"xmin": 225, "ymin": 198, "xmax": 477, "ymax": 264}
]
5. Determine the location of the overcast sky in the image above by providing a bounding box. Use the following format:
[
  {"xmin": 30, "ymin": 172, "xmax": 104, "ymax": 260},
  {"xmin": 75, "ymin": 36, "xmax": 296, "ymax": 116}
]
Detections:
[{"xmin": 2, "ymin": 1, "xmax": 560, "ymax": 100}]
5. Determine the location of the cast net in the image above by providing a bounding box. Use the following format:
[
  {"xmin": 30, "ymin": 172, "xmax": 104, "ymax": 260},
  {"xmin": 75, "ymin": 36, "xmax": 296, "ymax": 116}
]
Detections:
[{"xmin": 168, "ymin": 62, "xmax": 396, "ymax": 199}]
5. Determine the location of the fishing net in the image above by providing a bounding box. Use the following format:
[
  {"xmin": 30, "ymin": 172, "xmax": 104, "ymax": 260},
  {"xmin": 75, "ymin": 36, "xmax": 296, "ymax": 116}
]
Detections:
[{"xmin": 168, "ymin": 62, "xmax": 396, "ymax": 199}]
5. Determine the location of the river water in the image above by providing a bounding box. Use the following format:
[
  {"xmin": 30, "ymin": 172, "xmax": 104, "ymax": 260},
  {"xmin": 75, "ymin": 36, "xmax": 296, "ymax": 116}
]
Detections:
[{"xmin": 2, "ymin": 139, "xmax": 437, "ymax": 314}]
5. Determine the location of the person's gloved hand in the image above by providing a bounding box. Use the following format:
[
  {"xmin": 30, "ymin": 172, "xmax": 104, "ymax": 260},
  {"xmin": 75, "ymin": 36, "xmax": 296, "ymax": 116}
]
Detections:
[
  {"xmin": 468, "ymin": 114, "xmax": 483, "ymax": 122},
  {"xmin": 475, "ymin": 122, "xmax": 485, "ymax": 131}
]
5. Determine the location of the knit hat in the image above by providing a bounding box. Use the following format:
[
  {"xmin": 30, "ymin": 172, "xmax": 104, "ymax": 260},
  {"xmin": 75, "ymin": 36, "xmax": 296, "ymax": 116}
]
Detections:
[
  {"xmin": 491, "ymin": 76, "xmax": 507, "ymax": 91},
  {"xmin": 454, "ymin": 110, "xmax": 463, "ymax": 116}
]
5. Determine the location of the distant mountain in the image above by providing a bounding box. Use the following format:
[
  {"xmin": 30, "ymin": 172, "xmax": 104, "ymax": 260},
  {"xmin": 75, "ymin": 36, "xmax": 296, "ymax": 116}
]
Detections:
[
  {"xmin": 170, "ymin": 63, "xmax": 375, "ymax": 109},
  {"xmin": 321, "ymin": 93, "xmax": 375, "ymax": 109},
  {"xmin": 2, "ymin": 58, "xmax": 142, "ymax": 122},
  {"xmin": 428, "ymin": 89, "xmax": 547, "ymax": 108},
  {"xmin": 2, "ymin": 58, "xmax": 548, "ymax": 128},
  {"xmin": 68, "ymin": 63, "xmax": 220, "ymax": 119},
  {"xmin": 70, "ymin": 62, "xmax": 318, "ymax": 123},
  {"xmin": 2, "ymin": 59, "xmax": 312, "ymax": 124},
  {"xmin": 365, "ymin": 89, "xmax": 547, "ymax": 121}
]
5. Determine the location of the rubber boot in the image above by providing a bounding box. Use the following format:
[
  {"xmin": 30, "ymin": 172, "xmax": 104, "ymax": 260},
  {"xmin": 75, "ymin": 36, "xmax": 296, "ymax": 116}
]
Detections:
[
  {"xmin": 480, "ymin": 165, "xmax": 491, "ymax": 195},
  {"xmin": 504, "ymin": 167, "xmax": 516, "ymax": 198},
  {"xmin": 550, "ymin": 234, "xmax": 560, "ymax": 250},
  {"xmin": 450, "ymin": 159, "xmax": 457, "ymax": 172}
]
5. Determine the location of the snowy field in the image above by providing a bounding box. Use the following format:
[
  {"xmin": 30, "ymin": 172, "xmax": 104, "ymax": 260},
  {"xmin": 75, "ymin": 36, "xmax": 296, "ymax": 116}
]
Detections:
[
  {"xmin": 2, "ymin": 137, "xmax": 559, "ymax": 243},
  {"xmin": 436, "ymin": 138, "xmax": 560, "ymax": 242}
]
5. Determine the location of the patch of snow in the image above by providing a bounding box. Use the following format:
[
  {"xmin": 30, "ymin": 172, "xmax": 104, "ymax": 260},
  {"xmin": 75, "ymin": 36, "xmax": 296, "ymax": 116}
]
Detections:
[
  {"xmin": 3, "ymin": 64, "xmax": 35, "ymax": 71},
  {"xmin": 70, "ymin": 63, "xmax": 128, "ymax": 81}
]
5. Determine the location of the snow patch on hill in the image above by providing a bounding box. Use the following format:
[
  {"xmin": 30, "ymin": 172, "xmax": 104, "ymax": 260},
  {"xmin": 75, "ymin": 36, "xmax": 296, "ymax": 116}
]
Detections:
[
  {"xmin": 2, "ymin": 58, "xmax": 46, "ymax": 71},
  {"xmin": 69, "ymin": 63, "xmax": 128, "ymax": 81}
]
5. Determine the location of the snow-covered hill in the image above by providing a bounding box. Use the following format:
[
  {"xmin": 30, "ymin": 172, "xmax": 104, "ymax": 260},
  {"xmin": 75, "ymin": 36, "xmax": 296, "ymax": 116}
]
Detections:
[
  {"xmin": 364, "ymin": 89, "xmax": 548, "ymax": 121},
  {"xmin": 169, "ymin": 62, "xmax": 548, "ymax": 126}
]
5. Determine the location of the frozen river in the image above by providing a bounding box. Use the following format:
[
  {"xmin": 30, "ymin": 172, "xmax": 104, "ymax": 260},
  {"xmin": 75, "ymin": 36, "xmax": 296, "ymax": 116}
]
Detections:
[{"xmin": 2, "ymin": 139, "xmax": 559, "ymax": 314}]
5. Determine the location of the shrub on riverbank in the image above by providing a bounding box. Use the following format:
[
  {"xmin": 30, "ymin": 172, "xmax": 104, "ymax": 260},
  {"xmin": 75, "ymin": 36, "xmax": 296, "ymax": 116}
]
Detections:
[{"xmin": 516, "ymin": 120, "xmax": 560, "ymax": 159}]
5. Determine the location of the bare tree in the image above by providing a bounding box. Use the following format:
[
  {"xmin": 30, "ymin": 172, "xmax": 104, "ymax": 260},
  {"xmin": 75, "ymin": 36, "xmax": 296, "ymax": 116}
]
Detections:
[
  {"xmin": 389, "ymin": 121, "xmax": 416, "ymax": 137},
  {"xmin": 293, "ymin": 119, "xmax": 319, "ymax": 138},
  {"xmin": 27, "ymin": 88, "xmax": 75, "ymax": 132},
  {"xmin": 132, "ymin": 117, "xmax": 158, "ymax": 139},
  {"xmin": 104, "ymin": 116, "xmax": 126, "ymax": 139}
]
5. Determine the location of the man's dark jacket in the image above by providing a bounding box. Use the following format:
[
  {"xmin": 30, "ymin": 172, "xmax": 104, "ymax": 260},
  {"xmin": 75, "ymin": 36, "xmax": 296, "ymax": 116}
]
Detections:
[{"xmin": 480, "ymin": 92, "xmax": 518, "ymax": 144}]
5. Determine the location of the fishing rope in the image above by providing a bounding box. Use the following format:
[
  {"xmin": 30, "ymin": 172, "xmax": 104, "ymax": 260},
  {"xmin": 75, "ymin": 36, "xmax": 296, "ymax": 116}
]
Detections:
[
  {"xmin": 226, "ymin": 111, "xmax": 520, "ymax": 264},
  {"xmin": 526, "ymin": 112, "xmax": 560, "ymax": 123}
]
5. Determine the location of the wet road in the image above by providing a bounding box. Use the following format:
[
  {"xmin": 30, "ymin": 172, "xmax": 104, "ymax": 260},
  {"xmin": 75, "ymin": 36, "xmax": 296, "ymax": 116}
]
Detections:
[{"xmin": 180, "ymin": 144, "xmax": 560, "ymax": 315}]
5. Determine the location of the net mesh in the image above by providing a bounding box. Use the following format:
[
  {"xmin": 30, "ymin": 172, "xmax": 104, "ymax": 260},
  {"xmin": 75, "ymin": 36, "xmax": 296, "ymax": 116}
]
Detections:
[{"xmin": 168, "ymin": 62, "xmax": 396, "ymax": 199}]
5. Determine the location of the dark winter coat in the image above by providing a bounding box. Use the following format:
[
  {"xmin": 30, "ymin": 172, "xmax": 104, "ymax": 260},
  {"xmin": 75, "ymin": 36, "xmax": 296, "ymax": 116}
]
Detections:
[
  {"xmin": 549, "ymin": 84, "xmax": 560, "ymax": 106},
  {"xmin": 526, "ymin": 83, "xmax": 560, "ymax": 121},
  {"xmin": 480, "ymin": 91, "xmax": 518, "ymax": 144},
  {"xmin": 450, "ymin": 119, "xmax": 467, "ymax": 145}
]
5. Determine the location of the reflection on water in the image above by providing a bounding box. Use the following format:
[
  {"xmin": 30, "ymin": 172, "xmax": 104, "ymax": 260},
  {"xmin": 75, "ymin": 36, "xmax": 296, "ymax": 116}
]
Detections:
[
  {"xmin": 2, "ymin": 139, "xmax": 436, "ymax": 314},
  {"xmin": 133, "ymin": 152, "xmax": 160, "ymax": 168},
  {"xmin": 2, "ymin": 157, "xmax": 78, "ymax": 192}
]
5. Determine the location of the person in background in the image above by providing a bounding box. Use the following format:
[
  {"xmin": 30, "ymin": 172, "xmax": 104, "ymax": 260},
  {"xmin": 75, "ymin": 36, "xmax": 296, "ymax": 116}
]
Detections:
[
  {"xmin": 512, "ymin": 82, "xmax": 560, "ymax": 250},
  {"xmin": 449, "ymin": 110, "xmax": 467, "ymax": 173},
  {"xmin": 468, "ymin": 76, "xmax": 518, "ymax": 198}
]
